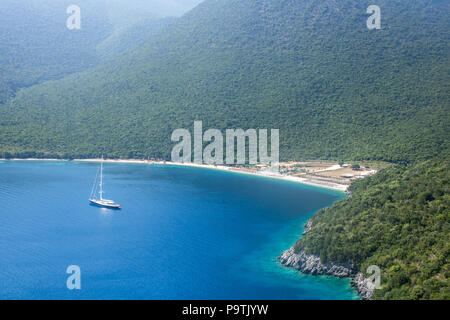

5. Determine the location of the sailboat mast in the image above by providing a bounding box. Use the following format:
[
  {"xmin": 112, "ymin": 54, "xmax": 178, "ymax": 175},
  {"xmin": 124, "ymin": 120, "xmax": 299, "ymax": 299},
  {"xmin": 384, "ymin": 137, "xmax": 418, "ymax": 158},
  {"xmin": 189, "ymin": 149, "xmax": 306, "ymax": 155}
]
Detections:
[{"xmin": 99, "ymin": 157, "xmax": 103, "ymax": 200}]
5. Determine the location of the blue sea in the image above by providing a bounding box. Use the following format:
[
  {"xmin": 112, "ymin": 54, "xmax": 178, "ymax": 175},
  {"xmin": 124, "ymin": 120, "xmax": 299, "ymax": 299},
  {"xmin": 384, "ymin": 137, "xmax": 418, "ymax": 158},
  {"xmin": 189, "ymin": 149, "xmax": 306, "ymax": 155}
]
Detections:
[{"xmin": 0, "ymin": 161, "xmax": 359, "ymax": 299}]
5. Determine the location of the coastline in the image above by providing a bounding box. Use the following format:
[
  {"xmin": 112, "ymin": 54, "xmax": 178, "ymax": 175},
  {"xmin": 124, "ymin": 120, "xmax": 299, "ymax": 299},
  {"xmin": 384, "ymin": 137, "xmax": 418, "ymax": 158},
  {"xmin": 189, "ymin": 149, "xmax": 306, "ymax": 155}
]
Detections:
[
  {"xmin": 2, "ymin": 158, "xmax": 350, "ymax": 192},
  {"xmin": 279, "ymin": 247, "xmax": 374, "ymax": 300},
  {"xmin": 278, "ymin": 216, "xmax": 374, "ymax": 300}
]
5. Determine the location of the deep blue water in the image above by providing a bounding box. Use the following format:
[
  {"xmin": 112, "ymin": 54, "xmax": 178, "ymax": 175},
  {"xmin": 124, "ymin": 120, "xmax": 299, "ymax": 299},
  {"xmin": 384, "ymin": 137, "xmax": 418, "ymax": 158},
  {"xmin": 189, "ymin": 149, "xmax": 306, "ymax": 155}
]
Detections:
[{"xmin": 0, "ymin": 161, "xmax": 359, "ymax": 299}]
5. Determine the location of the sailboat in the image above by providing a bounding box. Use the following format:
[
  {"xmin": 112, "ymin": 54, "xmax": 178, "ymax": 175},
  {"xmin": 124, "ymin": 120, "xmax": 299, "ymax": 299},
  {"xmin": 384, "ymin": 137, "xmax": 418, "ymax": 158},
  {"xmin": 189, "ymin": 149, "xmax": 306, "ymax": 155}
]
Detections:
[{"xmin": 89, "ymin": 158, "xmax": 121, "ymax": 209}]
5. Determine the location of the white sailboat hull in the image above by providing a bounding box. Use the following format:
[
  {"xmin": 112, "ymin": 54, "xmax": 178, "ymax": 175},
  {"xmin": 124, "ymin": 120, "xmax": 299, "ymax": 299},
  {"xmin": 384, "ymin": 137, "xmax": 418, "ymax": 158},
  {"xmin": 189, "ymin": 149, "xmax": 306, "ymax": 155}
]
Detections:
[{"xmin": 89, "ymin": 199, "xmax": 121, "ymax": 209}]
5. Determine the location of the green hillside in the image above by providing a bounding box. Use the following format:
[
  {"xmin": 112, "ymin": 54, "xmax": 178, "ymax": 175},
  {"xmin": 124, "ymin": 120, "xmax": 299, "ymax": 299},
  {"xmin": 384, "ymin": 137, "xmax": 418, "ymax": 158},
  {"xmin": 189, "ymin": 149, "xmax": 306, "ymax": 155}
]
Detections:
[
  {"xmin": 96, "ymin": 16, "xmax": 175, "ymax": 61},
  {"xmin": 0, "ymin": 0, "xmax": 448, "ymax": 161},
  {"xmin": 295, "ymin": 159, "xmax": 449, "ymax": 299},
  {"xmin": 0, "ymin": 0, "xmax": 111, "ymax": 104},
  {"xmin": 0, "ymin": 0, "xmax": 194, "ymax": 104}
]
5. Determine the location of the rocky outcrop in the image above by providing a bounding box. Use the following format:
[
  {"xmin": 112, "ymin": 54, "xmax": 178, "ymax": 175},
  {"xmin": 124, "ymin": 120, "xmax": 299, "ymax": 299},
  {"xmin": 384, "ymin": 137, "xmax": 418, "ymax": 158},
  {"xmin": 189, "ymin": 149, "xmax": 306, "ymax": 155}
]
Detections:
[
  {"xmin": 351, "ymin": 273, "xmax": 375, "ymax": 300},
  {"xmin": 302, "ymin": 220, "xmax": 313, "ymax": 235},
  {"xmin": 279, "ymin": 247, "xmax": 375, "ymax": 299},
  {"xmin": 279, "ymin": 248, "xmax": 355, "ymax": 277}
]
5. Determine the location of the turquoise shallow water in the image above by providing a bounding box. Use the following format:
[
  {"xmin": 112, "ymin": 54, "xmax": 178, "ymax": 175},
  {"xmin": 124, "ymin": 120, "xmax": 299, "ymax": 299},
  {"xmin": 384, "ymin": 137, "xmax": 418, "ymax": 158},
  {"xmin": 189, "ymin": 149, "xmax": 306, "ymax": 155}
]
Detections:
[{"xmin": 0, "ymin": 161, "xmax": 359, "ymax": 299}]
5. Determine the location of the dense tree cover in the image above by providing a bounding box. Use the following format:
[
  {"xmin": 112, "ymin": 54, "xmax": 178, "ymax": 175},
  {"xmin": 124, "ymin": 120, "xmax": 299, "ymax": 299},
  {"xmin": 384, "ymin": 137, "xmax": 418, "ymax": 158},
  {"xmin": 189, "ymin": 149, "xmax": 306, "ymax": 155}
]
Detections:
[
  {"xmin": 0, "ymin": 0, "xmax": 448, "ymax": 162},
  {"xmin": 0, "ymin": 0, "xmax": 185, "ymax": 104},
  {"xmin": 0, "ymin": 0, "xmax": 111, "ymax": 104},
  {"xmin": 295, "ymin": 159, "xmax": 449, "ymax": 299},
  {"xmin": 96, "ymin": 17, "xmax": 175, "ymax": 61},
  {"xmin": 94, "ymin": 0, "xmax": 199, "ymax": 60}
]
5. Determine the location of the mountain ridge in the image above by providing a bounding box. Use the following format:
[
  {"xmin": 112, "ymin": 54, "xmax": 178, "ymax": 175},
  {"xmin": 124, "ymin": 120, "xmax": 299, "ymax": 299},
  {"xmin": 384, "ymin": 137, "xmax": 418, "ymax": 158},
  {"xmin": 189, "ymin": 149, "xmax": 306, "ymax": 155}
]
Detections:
[{"xmin": 1, "ymin": 0, "xmax": 448, "ymax": 162}]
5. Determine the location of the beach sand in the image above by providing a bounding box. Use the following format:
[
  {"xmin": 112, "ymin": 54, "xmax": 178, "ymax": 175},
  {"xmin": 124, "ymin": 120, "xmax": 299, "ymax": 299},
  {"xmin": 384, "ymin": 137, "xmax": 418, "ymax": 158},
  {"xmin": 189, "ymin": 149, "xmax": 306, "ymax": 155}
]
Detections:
[{"xmin": 4, "ymin": 158, "xmax": 349, "ymax": 192}]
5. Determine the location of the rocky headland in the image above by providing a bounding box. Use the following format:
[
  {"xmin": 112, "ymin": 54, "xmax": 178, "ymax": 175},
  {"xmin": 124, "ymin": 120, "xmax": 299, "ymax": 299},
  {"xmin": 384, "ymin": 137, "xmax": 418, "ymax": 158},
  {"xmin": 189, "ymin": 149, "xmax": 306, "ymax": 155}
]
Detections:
[{"xmin": 280, "ymin": 218, "xmax": 375, "ymax": 300}]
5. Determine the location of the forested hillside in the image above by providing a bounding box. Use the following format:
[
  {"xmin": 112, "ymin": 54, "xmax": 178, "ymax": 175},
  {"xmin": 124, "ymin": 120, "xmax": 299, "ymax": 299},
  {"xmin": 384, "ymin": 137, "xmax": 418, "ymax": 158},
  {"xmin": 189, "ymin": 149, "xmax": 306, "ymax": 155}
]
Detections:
[
  {"xmin": 0, "ymin": 0, "xmax": 448, "ymax": 162},
  {"xmin": 295, "ymin": 159, "xmax": 449, "ymax": 299},
  {"xmin": 95, "ymin": 0, "xmax": 203, "ymax": 59},
  {"xmin": 0, "ymin": 0, "xmax": 111, "ymax": 103},
  {"xmin": 0, "ymin": 0, "xmax": 198, "ymax": 104},
  {"xmin": 96, "ymin": 16, "xmax": 175, "ymax": 61}
]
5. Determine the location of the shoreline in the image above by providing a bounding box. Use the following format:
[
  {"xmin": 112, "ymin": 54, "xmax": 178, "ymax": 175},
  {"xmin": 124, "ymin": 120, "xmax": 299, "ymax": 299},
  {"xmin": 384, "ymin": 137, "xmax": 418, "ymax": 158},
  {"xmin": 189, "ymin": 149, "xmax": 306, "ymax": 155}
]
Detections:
[
  {"xmin": 278, "ymin": 218, "xmax": 373, "ymax": 300},
  {"xmin": 1, "ymin": 158, "xmax": 349, "ymax": 192},
  {"xmin": 279, "ymin": 247, "xmax": 374, "ymax": 300}
]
